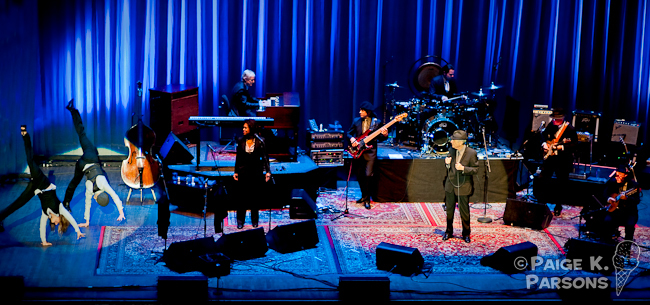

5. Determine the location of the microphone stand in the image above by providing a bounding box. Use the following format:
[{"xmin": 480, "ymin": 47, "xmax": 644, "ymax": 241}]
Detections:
[
  {"xmin": 477, "ymin": 127, "xmax": 493, "ymax": 223},
  {"xmin": 255, "ymin": 134, "xmax": 276, "ymax": 229},
  {"xmin": 332, "ymin": 152, "xmax": 366, "ymax": 221},
  {"xmin": 155, "ymin": 154, "xmax": 171, "ymax": 258}
]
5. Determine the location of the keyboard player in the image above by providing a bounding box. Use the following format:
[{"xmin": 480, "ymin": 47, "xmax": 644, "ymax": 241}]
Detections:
[{"xmin": 231, "ymin": 69, "xmax": 260, "ymax": 117}]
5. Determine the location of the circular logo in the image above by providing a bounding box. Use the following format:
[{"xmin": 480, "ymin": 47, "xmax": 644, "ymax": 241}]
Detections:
[{"xmin": 513, "ymin": 256, "xmax": 529, "ymax": 271}]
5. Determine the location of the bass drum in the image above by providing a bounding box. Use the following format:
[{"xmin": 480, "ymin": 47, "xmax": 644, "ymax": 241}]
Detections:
[{"xmin": 421, "ymin": 116, "xmax": 458, "ymax": 154}]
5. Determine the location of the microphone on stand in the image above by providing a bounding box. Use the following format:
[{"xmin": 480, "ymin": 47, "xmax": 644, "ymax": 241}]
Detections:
[
  {"xmin": 207, "ymin": 144, "xmax": 217, "ymax": 152},
  {"xmin": 537, "ymin": 121, "xmax": 546, "ymax": 132}
]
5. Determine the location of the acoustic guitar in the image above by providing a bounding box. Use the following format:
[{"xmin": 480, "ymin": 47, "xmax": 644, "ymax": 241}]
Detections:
[{"xmin": 606, "ymin": 188, "xmax": 639, "ymax": 212}]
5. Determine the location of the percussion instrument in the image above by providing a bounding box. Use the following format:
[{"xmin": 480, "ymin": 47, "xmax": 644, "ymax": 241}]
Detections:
[{"xmin": 421, "ymin": 117, "xmax": 459, "ymax": 154}]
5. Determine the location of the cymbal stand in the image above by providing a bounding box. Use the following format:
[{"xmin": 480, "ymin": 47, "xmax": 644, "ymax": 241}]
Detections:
[
  {"xmin": 384, "ymin": 86, "xmax": 397, "ymax": 146},
  {"xmin": 332, "ymin": 158, "xmax": 366, "ymax": 221}
]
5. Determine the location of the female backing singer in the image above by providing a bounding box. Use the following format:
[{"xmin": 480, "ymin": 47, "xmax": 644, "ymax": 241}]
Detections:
[{"xmin": 233, "ymin": 119, "xmax": 271, "ymax": 229}]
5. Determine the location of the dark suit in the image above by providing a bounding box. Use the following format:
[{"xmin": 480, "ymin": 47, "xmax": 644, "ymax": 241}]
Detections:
[
  {"xmin": 534, "ymin": 121, "xmax": 578, "ymax": 213},
  {"xmin": 444, "ymin": 146, "xmax": 479, "ymax": 237},
  {"xmin": 603, "ymin": 176, "xmax": 640, "ymax": 240},
  {"xmin": 230, "ymin": 81, "xmax": 259, "ymax": 117},
  {"xmin": 234, "ymin": 136, "xmax": 271, "ymax": 226},
  {"xmin": 428, "ymin": 75, "xmax": 458, "ymax": 100},
  {"xmin": 347, "ymin": 117, "xmax": 386, "ymax": 201}
]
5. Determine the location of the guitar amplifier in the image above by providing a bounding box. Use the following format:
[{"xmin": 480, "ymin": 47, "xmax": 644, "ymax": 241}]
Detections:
[
  {"xmin": 310, "ymin": 149, "xmax": 344, "ymax": 167},
  {"xmin": 611, "ymin": 120, "xmax": 641, "ymax": 145},
  {"xmin": 572, "ymin": 110, "xmax": 601, "ymax": 142},
  {"xmin": 531, "ymin": 105, "xmax": 552, "ymax": 132}
]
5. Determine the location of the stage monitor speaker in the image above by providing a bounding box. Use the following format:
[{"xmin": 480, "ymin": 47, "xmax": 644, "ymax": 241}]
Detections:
[
  {"xmin": 376, "ymin": 242, "xmax": 424, "ymax": 276},
  {"xmin": 215, "ymin": 227, "xmax": 268, "ymax": 260},
  {"xmin": 0, "ymin": 276, "xmax": 24, "ymax": 302},
  {"xmin": 266, "ymin": 219, "xmax": 319, "ymax": 253},
  {"xmin": 480, "ymin": 242, "xmax": 538, "ymax": 273},
  {"xmin": 162, "ymin": 237, "xmax": 220, "ymax": 273},
  {"xmin": 565, "ymin": 238, "xmax": 615, "ymax": 274},
  {"xmin": 532, "ymin": 106, "xmax": 552, "ymax": 132},
  {"xmin": 159, "ymin": 132, "xmax": 194, "ymax": 165},
  {"xmin": 611, "ymin": 120, "xmax": 641, "ymax": 145},
  {"xmin": 289, "ymin": 189, "xmax": 317, "ymax": 219},
  {"xmin": 504, "ymin": 198, "xmax": 553, "ymax": 230},
  {"xmin": 158, "ymin": 276, "xmax": 208, "ymax": 302},
  {"xmin": 338, "ymin": 276, "xmax": 390, "ymax": 301}
]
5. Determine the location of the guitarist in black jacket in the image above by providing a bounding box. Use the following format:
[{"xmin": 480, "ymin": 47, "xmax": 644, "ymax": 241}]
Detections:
[
  {"xmin": 534, "ymin": 108, "xmax": 578, "ymax": 216},
  {"xmin": 602, "ymin": 165, "xmax": 640, "ymax": 241},
  {"xmin": 347, "ymin": 101, "xmax": 388, "ymax": 209}
]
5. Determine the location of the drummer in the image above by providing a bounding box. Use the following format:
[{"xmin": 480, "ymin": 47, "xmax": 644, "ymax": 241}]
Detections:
[{"xmin": 429, "ymin": 64, "xmax": 463, "ymax": 102}]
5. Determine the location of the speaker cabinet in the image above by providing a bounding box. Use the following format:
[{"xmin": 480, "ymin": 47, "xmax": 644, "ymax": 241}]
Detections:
[
  {"xmin": 504, "ymin": 198, "xmax": 553, "ymax": 230},
  {"xmin": 480, "ymin": 242, "xmax": 538, "ymax": 273},
  {"xmin": 158, "ymin": 276, "xmax": 208, "ymax": 302},
  {"xmin": 266, "ymin": 219, "xmax": 319, "ymax": 253},
  {"xmin": 215, "ymin": 227, "xmax": 268, "ymax": 260},
  {"xmin": 149, "ymin": 85, "xmax": 199, "ymax": 147},
  {"xmin": 0, "ymin": 276, "xmax": 24, "ymax": 302},
  {"xmin": 611, "ymin": 120, "xmax": 641, "ymax": 145},
  {"xmin": 532, "ymin": 106, "xmax": 552, "ymax": 132},
  {"xmin": 376, "ymin": 242, "xmax": 424, "ymax": 276},
  {"xmin": 338, "ymin": 276, "xmax": 390, "ymax": 301},
  {"xmin": 565, "ymin": 238, "xmax": 615, "ymax": 274},
  {"xmin": 160, "ymin": 132, "xmax": 194, "ymax": 165},
  {"xmin": 289, "ymin": 189, "xmax": 317, "ymax": 219},
  {"xmin": 162, "ymin": 237, "xmax": 219, "ymax": 273}
]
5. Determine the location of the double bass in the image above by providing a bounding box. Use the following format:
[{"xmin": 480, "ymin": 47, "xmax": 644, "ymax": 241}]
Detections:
[{"xmin": 121, "ymin": 116, "xmax": 160, "ymax": 189}]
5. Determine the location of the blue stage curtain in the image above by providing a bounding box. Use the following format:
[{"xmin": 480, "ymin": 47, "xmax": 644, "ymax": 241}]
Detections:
[{"xmin": 1, "ymin": 0, "xmax": 650, "ymax": 175}]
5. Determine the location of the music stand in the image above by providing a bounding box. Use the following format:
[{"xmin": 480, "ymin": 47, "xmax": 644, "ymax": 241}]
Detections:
[{"xmin": 332, "ymin": 157, "xmax": 366, "ymax": 221}]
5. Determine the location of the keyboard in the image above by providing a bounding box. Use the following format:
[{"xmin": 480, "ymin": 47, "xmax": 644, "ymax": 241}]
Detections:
[{"xmin": 189, "ymin": 116, "xmax": 275, "ymax": 126}]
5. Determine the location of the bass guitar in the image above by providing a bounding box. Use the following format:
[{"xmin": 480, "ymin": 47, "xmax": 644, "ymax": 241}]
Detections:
[
  {"xmin": 347, "ymin": 113, "xmax": 408, "ymax": 159},
  {"xmin": 606, "ymin": 188, "xmax": 639, "ymax": 212}
]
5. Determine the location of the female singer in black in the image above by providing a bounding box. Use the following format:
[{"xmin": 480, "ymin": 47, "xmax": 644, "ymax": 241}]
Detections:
[{"xmin": 233, "ymin": 119, "xmax": 271, "ymax": 229}]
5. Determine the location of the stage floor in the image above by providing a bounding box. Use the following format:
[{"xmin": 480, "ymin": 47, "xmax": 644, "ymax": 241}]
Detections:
[{"xmin": 0, "ymin": 165, "xmax": 649, "ymax": 301}]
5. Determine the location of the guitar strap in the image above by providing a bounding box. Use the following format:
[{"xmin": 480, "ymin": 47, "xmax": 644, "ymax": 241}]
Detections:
[{"xmin": 554, "ymin": 122, "xmax": 568, "ymax": 142}]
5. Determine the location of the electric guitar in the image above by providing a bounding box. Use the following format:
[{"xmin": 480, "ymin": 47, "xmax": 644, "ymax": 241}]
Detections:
[
  {"xmin": 543, "ymin": 121, "xmax": 571, "ymax": 160},
  {"xmin": 607, "ymin": 187, "xmax": 639, "ymax": 212},
  {"xmin": 347, "ymin": 113, "xmax": 408, "ymax": 159},
  {"xmin": 543, "ymin": 138, "xmax": 572, "ymax": 160}
]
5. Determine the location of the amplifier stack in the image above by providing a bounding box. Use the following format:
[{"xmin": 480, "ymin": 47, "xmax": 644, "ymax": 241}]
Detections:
[{"xmin": 307, "ymin": 130, "xmax": 345, "ymax": 166}]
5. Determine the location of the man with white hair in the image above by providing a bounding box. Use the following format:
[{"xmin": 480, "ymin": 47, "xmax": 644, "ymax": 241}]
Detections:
[{"xmin": 231, "ymin": 69, "xmax": 260, "ymax": 117}]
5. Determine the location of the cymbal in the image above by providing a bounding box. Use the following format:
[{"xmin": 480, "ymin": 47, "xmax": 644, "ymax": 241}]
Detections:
[
  {"xmin": 484, "ymin": 82, "xmax": 502, "ymax": 90},
  {"xmin": 385, "ymin": 82, "xmax": 402, "ymax": 88},
  {"xmin": 471, "ymin": 91, "xmax": 488, "ymax": 97}
]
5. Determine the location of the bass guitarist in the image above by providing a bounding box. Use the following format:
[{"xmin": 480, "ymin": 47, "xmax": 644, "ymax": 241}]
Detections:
[
  {"xmin": 535, "ymin": 108, "xmax": 578, "ymax": 216},
  {"xmin": 347, "ymin": 101, "xmax": 388, "ymax": 209},
  {"xmin": 602, "ymin": 165, "xmax": 640, "ymax": 241}
]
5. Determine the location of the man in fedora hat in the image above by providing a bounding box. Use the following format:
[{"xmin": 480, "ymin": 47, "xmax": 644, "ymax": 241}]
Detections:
[
  {"xmin": 347, "ymin": 101, "xmax": 388, "ymax": 209},
  {"xmin": 602, "ymin": 164, "xmax": 640, "ymax": 241},
  {"xmin": 534, "ymin": 107, "xmax": 577, "ymax": 216},
  {"xmin": 443, "ymin": 130, "xmax": 479, "ymax": 243}
]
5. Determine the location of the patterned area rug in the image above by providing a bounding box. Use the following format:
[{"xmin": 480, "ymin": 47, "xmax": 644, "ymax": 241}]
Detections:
[
  {"xmin": 97, "ymin": 187, "xmax": 650, "ymax": 277},
  {"xmin": 327, "ymin": 225, "xmax": 564, "ymax": 275},
  {"xmin": 424, "ymin": 202, "xmax": 584, "ymax": 228},
  {"xmin": 97, "ymin": 226, "xmax": 338, "ymax": 276}
]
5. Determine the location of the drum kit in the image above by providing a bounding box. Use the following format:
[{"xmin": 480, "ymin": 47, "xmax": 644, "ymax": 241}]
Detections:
[{"xmin": 385, "ymin": 81, "xmax": 501, "ymax": 155}]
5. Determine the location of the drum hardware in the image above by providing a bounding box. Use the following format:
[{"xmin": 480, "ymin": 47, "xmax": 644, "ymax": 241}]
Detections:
[{"xmin": 420, "ymin": 116, "xmax": 458, "ymax": 155}]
